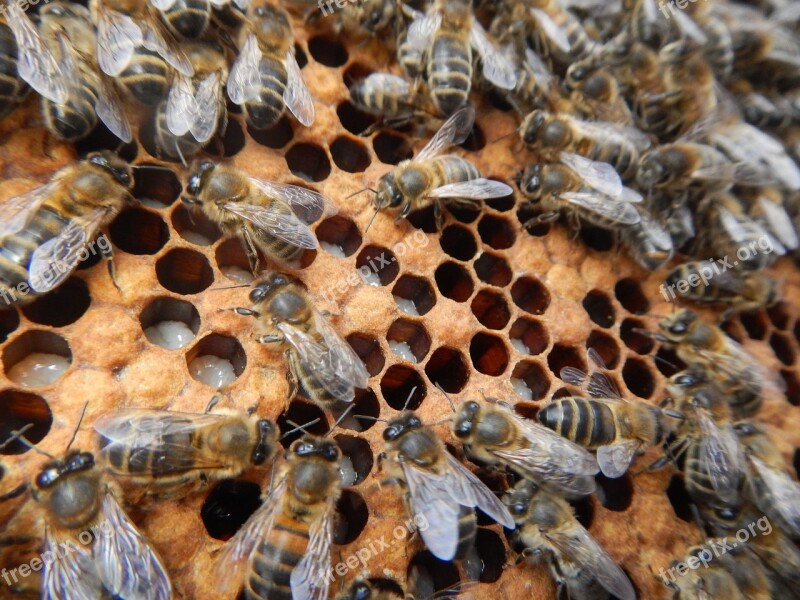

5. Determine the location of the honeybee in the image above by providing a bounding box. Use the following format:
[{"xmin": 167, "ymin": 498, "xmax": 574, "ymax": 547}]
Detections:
[
  {"xmin": 154, "ymin": 41, "xmax": 228, "ymax": 162},
  {"xmin": 153, "ymin": 0, "xmax": 247, "ymax": 39},
  {"xmin": 734, "ymin": 421, "xmax": 800, "ymax": 540},
  {"xmin": 538, "ymin": 350, "xmax": 682, "ymax": 478},
  {"xmin": 404, "ymin": 0, "xmax": 516, "ymax": 116},
  {"xmin": 227, "ymin": 3, "xmax": 314, "ymax": 129},
  {"xmin": 336, "ymin": 0, "xmax": 396, "ymax": 37},
  {"xmin": 519, "ymin": 153, "xmax": 643, "ymax": 231},
  {"xmin": 452, "ymin": 398, "xmax": 599, "ymax": 498},
  {"xmin": 564, "ymin": 62, "xmax": 634, "ymax": 125},
  {"xmin": 93, "ymin": 407, "xmax": 278, "ymax": 500},
  {"xmin": 371, "ymin": 106, "xmax": 513, "ymax": 230},
  {"xmin": 621, "ymin": 204, "xmax": 674, "ymax": 270},
  {"xmin": 726, "ymin": 3, "xmax": 800, "ymax": 78},
  {"xmin": 381, "ymin": 411, "xmax": 514, "ymax": 561},
  {"xmin": 214, "ymin": 435, "xmax": 341, "ymax": 600},
  {"xmin": 0, "ymin": 13, "xmax": 29, "ymax": 119},
  {"xmin": 38, "ymin": 2, "xmax": 132, "ymax": 143},
  {"xmin": 658, "ymin": 40, "xmax": 717, "ymax": 132},
  {"xmin": 668, "ymin": 364, "xmax": 760, "ymax": 425},
  {"xmin": 521, "ymin": 109, "xmax": 650, "ymax": 181},
  {"xmin": 235, "ymin": 273, "xmax": 370, "ymax": 410},
  {"xmin": 504, "ymin": 479, "xmax": 636, "ymax": 600},
  {"xmin": 662, "ymin": 543, "xmax": 746, "ymax": 600},
  {"xmin": 349, "ymin": 72, "xmax": 429, "ymax": 129},
  {"xmin": 525, "ymin": 0, "xmax": 594, "ymax": 64},
  {"xmin": 182, "ymin": 161, "xmax": 327, "ymax": 270},
  {"xmin": 499, "ymin": 47, "xmax": 559, "ymax": 115},
  {"xmin": 0, "ymin": 151, "xmax": 134, "ymax": 306}
]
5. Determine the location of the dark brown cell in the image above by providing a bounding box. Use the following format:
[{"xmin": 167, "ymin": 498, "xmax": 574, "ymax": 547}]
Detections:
[
  {"xmin": 0, "ymin": 390, "xmax": 52, "ymax": 455},
  {"xmin": 338, "ymin": 101, "xmax": 377, "ymax": 136},
  {"xmin": 334, "ymin": 434, "xmax": 373, "ymax": 485},
  {"xmin": 620, "ymin": 318, "xmax": 654, "ymax": 355},
  {"xmin": 511, "ymin": 360, "xmax": 550, "ymax": 400},
  {"xmin": 614, "ymin": 279, "xmax": 650, "ymax": 314},
  {"xmin": 156, "ymin": 249, "xmax": 214, "ymax": 295},
  {"xmin": 248, "ymin": 115, "xmax": 294, "ymax": 149},
  {"xmin": 381, "ymin": 365, "xmax": 426, "ymax": 410},
  {"xmin": 133, "ymin": 164, "xmax": 182, "ymax": 207},
  {"xmin": 471, "ymin": 290, "xmax": 511, "ymax": 330},
  {"xmin": 277, "ymin": 400, "xmax": 329, "ymax": 448},
  {"xmin": 435, "ymin": 262, "xmax": 474, "ymax": 302},
  {"xmin": 334, "ymin": 490, "xmax": 369, "ymax": 544},
  {"xmin": 548, "ymin": 345, "xmax": 586, "ymax": 381},
  {"xmin": 316, "ymin": 216, "xmax": 363, "ymax": 257},
  {"xmin": 308, "ymin": 35, "xmax": 348, "ymax": 67},
  {"xmin": 478, "ymin": 215, "xmax": 516, "ymax": 250},
  {"xmin": 201, "ymin": 480, "xmax": 262, "ymax": 541},
  {"xmin": 109, "ymin": 208, "xmax": 170, "ymax": 255},
  {"xmin": 285, "ymin": 143, "xmax": 331, "ymax": 182},
  {"xmin": 425, "ymin": 346, "xmax": 469, "ymax": 393},
  {"xmin": 440, "ymin": 225, "xmax": 477, "ymax": 261},
  {"xmin": 511, "ymin": 276, "xmax": 550, "ymax": 314},
  {"xmin": 392, "ymin": 275, "xmax": 436, "ymax": 316},
  {"xmin": 346, "ymin": 332, "xmax": 385, "ymax": 377},
  {"xmin": 171, "ymin": 204, "xmax": 222, "ymax": 247},
  {"xmin": 510, "ymin": 317, "xmax": 548, "ymax": 356},
  {"xmin": 22, "ymin": 278, "xmax": 91, "ymax": 327},
  {"xmin": 387, "ymin": 318, "xmax": 431, "ymax": 363},
  {"xmin": 470, "ymin": 332, "xmax": 509, "ymax": 376},
  {"xmin": 586, "ymin": 330, "xmax": 620, "ymax": 368},
  {"xmin": 330, "ymin": 136, "xmax": 371, "ymax": 173},
  {"xmin": 373, "ymin": 131, "xmax": 413, "ymax": 165},
  {"xmin": 622, "ymin": 357, "xmax": 655, "ymax": 399},
  {"xmin": 356, "ymin": 245, "xmax": 399, "ymax": 285},
  {"xmin": 582, "ymin": 290, "xmax": 615, "ymax": 328},
  {"xmin": 474, "ymin": 252, "xmax": 512, "ymax": 287}
]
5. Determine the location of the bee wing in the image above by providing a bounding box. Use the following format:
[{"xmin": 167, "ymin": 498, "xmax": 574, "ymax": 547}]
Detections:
[
  {"xmin": 223, "ymin": 202, "xmax": 319, "ymax": 250},
  {"xmin": 529, "ymin": 8, "xmax": 571, "ymax": 53},
  {"xmin": 96, "ymin": 74, "xmax": 134, "ymax": 143},
  {"xmin": 190, "ymin": 71, "xmax": 225, "ymax": 143},
  {"xmin": 227, "ymin": 33, "xmax": 262, "ymax": 105},
  {"xmin": 42, "ymin": 527, "xmax": 103, "ymax": 600},
  {"xmin": 546, "ymin": 525, "xmax": 636, "ymax": 600},
  {"xmin": 93, "ymin": 492, "xmax": 172, "ymax": 600},
  {"xmin": 672, "ymin": 10, "xmax": 708, "ymax": 44},
  {"xmin": 312, "ymin": 310, "xmax": 370, "ymax": 385},
  {"xmin": 428, "ymin": 179, "xmax": 514, "ymax": 200},
  {"xmin": 140, "ymin": 6, "xmax": 193, "ymax": 76},
  {"xmin": 415, "ymin": 106, "xmax": 476, "ymax": 162},
  {"xmin": 284, "ymin": 50, "xmax": 315, "ymax": 127},
  {"xmin": 559, "ymin": 152, "xmax": 623, "ymax": 198},
  {"xmin": 696, "ymin": 411, "xmax": 744, "ymax": 502},
  {"xmin": 289, "ymin": 498, "xmax": 336, "ymax": 600},
  {"xmin": 596, "ymin": 440, "xmax": 640, "ymax": 479},
  {"xmin": 561, "ymin": 192, "xmax": 642, "ymax": 225},
  {"xmin": 94, "ymin": 5, "xmax": 144, "ymax": 77},
  {"xmin": 5, "ymin": 1, "xmax": 66, "ymax": 103},
  {"xmin": 758, "ymin": 196, "xmax": 799, "ymax": 250},
  {"xmin": 0, "ymin": 180, "xmax": 58, "ymax": 238},
  {"xmin": 250, "ymin": 179, "xmax": 328, "ymax": 223},
  {"xmin": 568, "ymin": 117, "xmax": 652, "ymax": 153},
  {"xmin": 470, "ymin": 23, "xmax": 516, "ymax": 90},
  {"xmin": 28, "ymin": 210, "xmax": 106, "ymax": 293},
  {"xmin": 214, "ymin": 477, "xmax": 287, "ymax": 594},
  {"xmin": 150, "ymin": 0, "xmax": 178, "ymax": 9},
  {"xmin": 748, "ymin": 455, "xmax": 800, "ymax": 537},
  {"xmin": 363, "ymin": 73, "xmax": 413, "ymax": 97},
  {"xmin": 445, "ymin": 452, "xmax": 514, "ymax": 528},
  {"xmin": 716, "ymin": 205, "xmax": 773, "ymax": 247},
  {"xmin": 166, "ymin": 73, "xmax": 198, "ymax": 136},
  {"xmin": 406, "ymin": 9, "xmax": 440, "ymax": 50},
  {"xmin": 523, "ymin": 48, "xmax": 554, "ymax": 90}
]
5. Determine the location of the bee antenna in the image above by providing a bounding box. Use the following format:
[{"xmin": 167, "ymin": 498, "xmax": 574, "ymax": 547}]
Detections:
[
  {"xmin": 0, "ymin": 423, "xmax": 35, "ymax": 450},
  {"xmin": 346, "ymin": 187, "xmax": 376, "ymax": 199},
  {"xmin": 402, "ymin": 386, "xmax": 419, "ymax": 411},
  {"xmin": 210, "ymin": 284, "xmax": 252, "ymax": 291},
  {"xmin": 488, "ymin": 127, "xmax": 520, "ymax": 145},
  {"xmin": 131, "ymin": 165, "xmax": 176, "ymax": 173},
  {"xmin": 8, "ymin": 430, "xmax": 56, "ymax": 460},
  {"xmin": 364, "ymin": 206, "xmax": 381, "ymax": 234},
  {"xmin": 663, "ymin": 408, "xmax": 685, "ymax": 420},
  {"xmin": 326, "ymin": 403, "xmax": 356, "ymax": 437},
  {"xmin": 66, "ymin": 402, "xmax": 89, "ymax": 452},
  {"xmin": 282, "ymin": 418, "xmax": 322, "ymax": 439},
  {"xmin": 652, "ymin": 353, "xmax": 678, "ymax": 371},
  {"xmin": 351, "ymin": 415, "xmax": 387, "ymax": 423},
  {"xmin": 434, "ymin": 383, "xmax": 456, "ymax": 413}
]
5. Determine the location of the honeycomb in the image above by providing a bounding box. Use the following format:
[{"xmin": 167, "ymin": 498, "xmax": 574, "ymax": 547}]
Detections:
[{"xmin": 0, "ymin": 4, "xmax": 800, "ymax": 600}]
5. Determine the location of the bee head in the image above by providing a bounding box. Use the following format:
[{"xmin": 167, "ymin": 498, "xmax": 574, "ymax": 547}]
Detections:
[
  {"xmin": 503, "ymin": 480, "xmax": 537, "ymax": 519},
  {"xmin": 733, "ymin": 421, "xmax": 759, "ymax": 437},
  {"xmin": 346, "ymin": 581, "xmax": 373, "ymax": 600},
  {"xmin": 661, "ymin": 310, "xmax": 697, "ymax": 337},
  {"xmin": 251, "ymin": 419, "xmax": 277, "ymax": 465},
  {"xmin": 34, "ymin": 450, "xmax": 94, "ymax": 490},
  {"xmin": 249, "ymin": 272, "xmax": 293, "ymax": 304},
  {"xmin": 375, "ymin": 174, "xmax": 403, "ymax": 211},
  {"xmin": 184, "ymin": 160, "xmax": 216, "ymax": 201},
  {"xmin": 383, "ymin": 412, "xmax": 422, "ymax": 442},
  {"xmin": 521, "ymin": 110, "xmax": 546, "ymax": 145},
  {"xmin": 670, "ymin": 366, "xmax": 706, "ymax": 389},
  {"xmin": 565, "ymin": 63, "xmax": 589, "ymax": 85},
  {"xmin": 291, "ymin": 436, "xmax": 340, "ymax": 462},
  {"xmin": 452, "ymin": 400, "xmax": 480, "ymax": 439},
  {"xmin": 520, "ymin": 164, "xmax": 543, "ymax": 198},
  {"xmin": 88, "ymin": 151, "xmax": 133, "ymax": 189}
]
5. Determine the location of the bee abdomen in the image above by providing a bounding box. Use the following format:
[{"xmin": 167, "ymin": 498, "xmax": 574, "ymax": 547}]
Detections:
[
  {"xmin": 249, "ymin": 199, "xmax": 304, "ymax": 263},
  {"xmin": 0, "ymin": 27, "xmax": 24, "ymax": 118},
  {"xmin": 154, "ymin": 101, "xmax": 203, "ymax": 160},
  {"xmin": 428, "ymin": 156, "xmax": 480, "ymax": 188},
  {"xmin": 290, "ymin": 349, "xmax": 339, "ymax": 409},
  {"xmin": 0, "ymin": 207, "xmax": 70, "ymax": 290},
  {"xmin": 455, "ymin": 506, "xmax": 477, "ymax": 559},
  {"xmin": 164, "ymin": 0, "xmax": 210, "ymax": 38},
  {"xmin": 244, "ymin": 56, "xmax": 287, "ymax": 130},
  {"xmin": 538, "ymin": 398, "xmax": 616, "ymax": 448},
  {"xmin": 246, "ymin": 524, "xmax": 308, "ymax": 600},
  {"xmin": 119, "ymin": 50, "xmax": 170, "ymax": 105},
  {"xmin": 429, "ymin": 35, "xmax": 471, "ymax": 115},
  {"xmin": 43, "ymin": 78, "xmax": 98, "ymax": 142}
]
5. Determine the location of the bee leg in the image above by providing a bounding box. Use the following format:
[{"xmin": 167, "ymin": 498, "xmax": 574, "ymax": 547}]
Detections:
[
  {"xmin": 285, "ymin": 349, "xmax": 300, "ymax": 403},
  {"xmin": 99, "ymin": 241, "xmax": 122, "ymax": 294},
  {"xmin": 241, "ymin": 228, "xmax": 260, "ymax": 274},
  {"xmin": 256, "ymin": 334, "xmax": 283, "ymax": 344},
  {"xmin": 433, "ymin": 200, "xmax": 444, "ymax": 230}
]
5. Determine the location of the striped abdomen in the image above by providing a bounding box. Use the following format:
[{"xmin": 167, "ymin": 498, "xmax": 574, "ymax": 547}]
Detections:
[
  {"xmin": 0, "ymin": 206, "xmax": 71, "ymax": 304},
  {"xmin": 427, "ymin": 155, "xmax": 480, "ymax": 189},
  {"xmin": 247, "ymin": 199, "xmax": 304, "ymax": 263},
  {"xmin": 682, "ymin": 438, "xmax": 718, "ymax": 504},
  {"xmin": 244, "ymin": 54, "xmax": 287, "ymax": 130},
  {"xmin": 428, "ymin": 33, "xmax": 471, "ymax": 116},
  {"xmin": 580, "ymin": 138, "xmax": 640, "ymax": 182},
  {"xmin": 119, "ymin": 49, "xmax": 170, "ymax": 105},
  {"xmin": 245, "ymin": 513, "xmax": 309, "ymax": 600},
  {"xmin": 154, "ymin": 101, "xmax": 204, "ymax": 161},
  {"xmin": 537, "ymin": 397, "xmax": 616, "ymax": 449},
  {"xmin": 42, "ymin": 65, "xmax": 98, "ymax": 142},
  {"xmin": 163, "ymin": 0, "xmax": 210, "ymax": 38},
  {"xmin": 288, "ymin": 345, "xmax": 339, "ymax": 409},
  {"xmin": 0, "ymin": 23, "xmax": 26, "ymax": 119},
  {"xmin": 455, "ymin": 505, "xmax": 477, "ymax": 559},
  {"xmin": 397, "ymin": 30, "xmax": 423, "ymax": 79},
  {"xmin": 350, "ymin": 79, "xmax": 411, "ymax": 122}
]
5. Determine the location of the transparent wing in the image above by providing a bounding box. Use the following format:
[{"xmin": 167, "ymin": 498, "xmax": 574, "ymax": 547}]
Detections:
[
  {"xmin": 140, "ymin": 7, "xmax": 193, "ymax": 76},
  {"xmin": 596, "ymin": 440, "xmax": 640, "ymax": 478},
  {"xmin": 561, "ymin": 192, "xmax": 641, "ymax": 225},
  {"xmin": 758, "ymin": 196, "xmax": 799, "ymax": 250},
  {"xmin": 560, "ymin": 369, "xmax": 623, "ymax": 400},
  {"xmin": 42, "ymin": 527, "xmax": 102, "ymax": 600},
  {"xmin": 191, "ymin": 71, "xmax": 224, "ymax": 143},
  {"xmin": 445, "ymin": 453, "xmax": 514, "ymax": 528},
  {"xmin": 524, "ymin": 48, "xmax": 554, "ymax": 90},
  {"xmin": 96, "ymin": 74, "xmax": 133, "ymax": 143},
  {"xmin": 697, "ymin": 411, "xmax": 743, "ymax": 503},
  {"xmin": 215, "ymin": 477, "xmax": 285, "ymax": 593},
  {"xmin": 363, "ymin": 73, "xmax": 412, "ymax": 97},
  {"xmin": 284, "ymin": 50, "xmax": 315, "ymax": 127},
  {"xmin": 223, "ymin": 202, "xmax": 319, "ymax": 249},
  {"xmin": 312, "ymin": 310, "xmax": 370, "ymax": 386},
  {"xmin": 416, "ymin": 106, "xmax": 476, "ymax": 161},
  {"xmin": 470, "ymin": 23, "xmax": 516, "ymax": 90},
  {"xmin": 546, "ymin": 525, "xmax": 636, "ymax": 600},
  {"xmin": 673, "ymin": 10, "xmax": 708, "ymax": 44},
  {"xmin": 93, "ymin": 492, "xmax": 172, "ymax": 600},
  {"xmin": 530, "ymin": 7, "xmax": 571, "ymax": 53},
  {"xmin": 227, "ymin": 33, "xmax": 262, "ymax": 105},
  {"xmin": 748, "ymin": 455, "xmax": 800, "ymax": 537},
  {"xmin": 94, "ymin": 5, "xmax": 143, "ymax": 77},
  {"xmin": 289, "ymin": 499, "xmax": 335, "ymax": 600},
  {"xmin": 251, "ymin": 179, "xmax": 328, "ymax": 223},
  {"xmin": 150, "ymin": 0, "xmax": 177, "ymax": 9},
  {"xmin": 406, "ymin": 10, "xmax": 440, "ymax": 50},
  {"xmin": 6, "ymin": 1, "xmax": 66, "ymax": 103},
  {"xmin": 569, "ymin": 117, "xmax": 652, "ymax": 153},
  {"xmin": 0, "ymin": 180, "xmax": 57, "ymax": 237},
  {"xmin": 166, "ymin": 73, "xmax": 197, "ymax": 136},
  {"xmin": 29, "ymin": 212, "xmax": 105, "ymax": 293},
  {"xmin": 559, "ymin": 152, "xmax": 623, "ymax": 197},
  {"xmin": 717, "ymin": 205, "xmax": 763, "ymax": 246},
  {"xmin": 428, "ymin": 179, "xmax": 513, "ymax": 199}
]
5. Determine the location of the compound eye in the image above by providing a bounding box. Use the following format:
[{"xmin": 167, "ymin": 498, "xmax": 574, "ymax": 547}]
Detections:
[
  {"xmin": 295, "ymin": 442, "xmax": 314, "ymax": 456},
  {"xmin": 36, "ymin": 468, "xmax": 58, "ymax": 489},
  {"xmin": 383, "ymin": 426, "xmax": 399, "ymax": 441}
]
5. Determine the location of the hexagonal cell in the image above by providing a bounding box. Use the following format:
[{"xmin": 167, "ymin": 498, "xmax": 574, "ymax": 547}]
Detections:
[
  {"xmin": 346, "ymin": 332, "xmax": 385, "ymax": 376},
  {"xmin": 407, "ymin": 205, "xmax": 438, "ymax": 233},
  {"xmin": 439, "ymin": 224, "xmax": 477, "ymax": 261},
  {"xmin": 349, "ymin": 388, "xmax": 380, "ymax": 431},
  {"xmin": 586, "ymin": 330, "xmax": 620, "ymax": 369},
  {"xmin": 0, "ymin": 390, "xmax": 52, "ymax": 454},
  {"xmin": 622, "ymin": 357, "xmax": 655, "ymax": 399},
  {"xmin": 186, "ymin": 334, "xmax": 247, "ymax": 388},
  {"xmin": 471, "ymin": 289, "xmax": 511, "ymax": 330},
  {"xmin": 435, "ymin": 261, "xmax": 474, "ymax": 302},
  {"xmin": 459, "ymin": 122, "xmax": 485, "ymax": 151},
  {"xmin": 614, "ymin": 278, "xmax": 650, "ymax": 315},
  {"xmin": 408, "ymin": 552, "xmax": 461, "ymax": 597},
  {"xmin": 247, "ymin": 115, "xmax": 294, "ymax": 149},
  {"xmin": 140, "ymin": 297, "xmax": 201, "ymax": 350},
  {"xmin": 277, "ymin": 400, "xmax": 329, "ymax": 448},
  {"xmin": 474, "ymin": 252, "xmax": 512, "ymax": 287},
  {"xmin": 620, "ymin": 318, "xmax": 654, "ymax": 354},
  {"xmin": 3, "ymin": 331, "xmax": 71, "ymax": 388},
  {"xmin": 373, "ymin": 131, "xmax": 413, "ymax": 165},
  {"xmin": 334, "ymin": 490, "xmax": 369, "ymax": 544},
  {"xmin": 156, "ymin": 249, "xmax": 214, "ymax": 295},
  {"xmin": 201, "ymin": 480, "xmax": 261, "ymax": 541},
  {"xmin": 171, "ymin": 204, "xmax": 223, "ymax": 246},
  {"xmin": 517, "ymin": 204, "xmax": 550, "ymax": 237},
  {"xmin": 356, "ymin": 245, "xmax": 399, "ymax": 286},
  {"xmin": 582, "ymin": 290, "xmax": 615, "ymax": 328},
  {"xmin": 109, "ymin": 208, "xmax": 170, "ymax": 255},
  {"xmin": 739, "ymin": 310, "xmax": 769, "ymax": 341},
  {"xmin": 475, "ymin": 529, "xmax": 507, "ymax": 583},
  {"xmin": 285, "ymin": 143, "xmax": 331, "ymax": 182},
  {"xmin": 548, "ymin": 345, "xmax": 587, "ymax": 381},
  {"xmin": 334, "ymin": 434, "xmax": 373, "ymax": 485},
  {"xmin": 509, "ymin": 317, "xmax": 548, "ymax": 355},
  {"xmin": 595, "ymin": 473, "xmax": 634, "ymax": 511},
  {"xmin": 316, "ymin": 216, "xmax": 362, "ymax": 258},
  {"xmin": 22, "ymin": 278, "xmax": 91, "ymax": 327},
  {"xmin": 308, "ymin": 35, "xmax": 348, "ymax": 67},
  {"xmin": 767, "ymin": 301, "xmax": 791, "ymax": 330},
  {"xmin": 425, "ymin": 346, "xmax": 469, "ymax": 393},
  {"xmin": 770, "ymin": 332, "xmax": 795, "ymax": 365},
  {"xmin": 330, "ymin": 136, "xmax": 371, "ymax": 173},
  {"xmin": 212, "ymin": 119, "xmax": 245, "ymax": 157},
  {"xmin": 654, "ymin": 346, "xmax": 686, "ymax": 377},
  {"xmin": 343, "ymin": 62, "xmax": 372, "ymax": 87},
  {"xmin": 387, "ymin": 318, "xmax": 431, "ymax": 363},
  {"xmin": 666, "ymin": 475, "xmax": 694, "ymax": 522},
  {"xmin": 510, "ymin": 362, "xmax": 550, "ymax": 400},
  {"xmin": 337, "ymin": 101, "xmax": 377, "ymax": 136},
  {"xmin": 477, "ymin": 215, "xmax": 516, "ymax": 250},
  {"xmin": 469, "ymin": 332, "xmax": 509, "ymax": 376},
  {"xmin": 580, "ymin": 227, "xmax": 614, "ymax": 252},
  {"xmin": 782, "ymin": 369, "xmax": 800, "ymax": 406},
  {"xmin": 510, "ymin": 276, "xmax": 550, "ymax": 315},
  {"xmin": 0, "ymin": 309, "xmax": 20, "ymax": 344},
  {"xmin": 485, "ymin": 186, "xmax": 516, "ymax": 212},
  {"xmin": 449, "ymin": 204, "xmax": 481, "ymax": 224},
  {"xmin": 392, "ymin": 274, "xmax": 436, "ymax": 316},
  {"xmin": 381, "ymin": 365, "xmax": 426, "ymax": 410},
  {"xmin": 75, "ymin": 125, "xmax": 137, "ymax": 162},
  {"xmin": 215, "ymin": 239, "xmax": 256, "ymax": 284}
]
